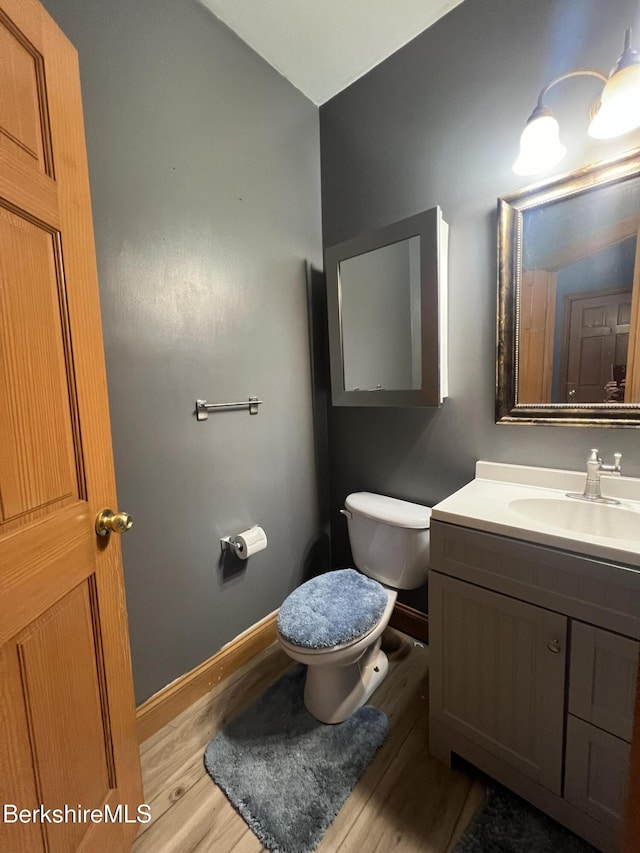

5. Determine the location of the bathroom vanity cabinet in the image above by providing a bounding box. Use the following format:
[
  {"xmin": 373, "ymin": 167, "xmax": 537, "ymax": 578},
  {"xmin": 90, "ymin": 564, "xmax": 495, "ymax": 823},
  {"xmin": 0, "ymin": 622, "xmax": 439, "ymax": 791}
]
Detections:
[{"xmin": 428, "ymin": 520, "xmax": 640, "ymax": 853}]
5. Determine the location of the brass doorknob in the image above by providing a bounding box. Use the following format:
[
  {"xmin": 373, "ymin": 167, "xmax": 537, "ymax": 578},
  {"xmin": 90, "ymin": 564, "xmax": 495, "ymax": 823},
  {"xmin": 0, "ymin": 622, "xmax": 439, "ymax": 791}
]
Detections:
[{"xmin": 96, "ymin": 508, "xmax": 134, "ymax": 537}]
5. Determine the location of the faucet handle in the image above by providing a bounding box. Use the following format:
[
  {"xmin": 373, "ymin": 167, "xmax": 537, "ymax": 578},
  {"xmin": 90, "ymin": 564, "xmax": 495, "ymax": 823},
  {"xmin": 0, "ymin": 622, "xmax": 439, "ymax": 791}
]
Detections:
[{"xmin": 601, "ymin": 451, "xmax": 622, "ymax": 475}]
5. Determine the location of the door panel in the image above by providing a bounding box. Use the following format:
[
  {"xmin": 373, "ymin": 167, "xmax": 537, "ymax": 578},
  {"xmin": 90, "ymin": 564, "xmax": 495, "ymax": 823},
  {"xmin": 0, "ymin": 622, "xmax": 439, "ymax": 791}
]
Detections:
[
  {"xmin": 0, "ymin": 207, "xmax": 81, "ymax": 527},
  {"xmin": 1, "ymin": 504, "xmax": 94, "ymax": 643},
  {"xmin": 0, "ymin": 0, "xmax": 142, "ymax": 850},
  {"xmin": 569, "ymin": 622, "xmax": 639, "ymax": 743},
  {"xmin": 14, "ymin": 583, "xmax": 113, "ymax": 853},
  {"xmin": 565, "ymin": 715, "xmax": 630, "ymax": 833},
  {"xmin": 429, "ymin": 571, "xmax": 567, "ymax": 793},
  {"xmin": 518, "ymin": 269, "xmax": 556, "ymax": 403},
  {"xmin": 1, "ymin": 642, "xmax": 46, "ymax": 853},
  {"xmin": 564, "ymin": 288, "xmax": 632, "ymax": 402},
  {"xmin": 0, "ymin": 9, "xmax": 51, "ymax": 174}
]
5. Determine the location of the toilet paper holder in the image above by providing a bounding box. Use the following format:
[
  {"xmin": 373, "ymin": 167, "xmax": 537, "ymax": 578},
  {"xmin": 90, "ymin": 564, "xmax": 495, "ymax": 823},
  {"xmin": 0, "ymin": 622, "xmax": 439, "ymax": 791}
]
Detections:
[
  {"xmin": 220, "ymin": 535, "xmax": 242, "ymax": 556},
  {"xmin": 220, "ymin": 526, "xmax": 268, "ymax": 559}
]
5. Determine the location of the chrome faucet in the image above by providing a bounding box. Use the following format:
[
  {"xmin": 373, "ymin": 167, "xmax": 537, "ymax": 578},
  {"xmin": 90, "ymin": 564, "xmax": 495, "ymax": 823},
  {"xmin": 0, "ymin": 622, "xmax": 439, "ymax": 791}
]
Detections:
[{"xmin": 567, "ymin": 448, "xmax": 622, "ymax": 505}]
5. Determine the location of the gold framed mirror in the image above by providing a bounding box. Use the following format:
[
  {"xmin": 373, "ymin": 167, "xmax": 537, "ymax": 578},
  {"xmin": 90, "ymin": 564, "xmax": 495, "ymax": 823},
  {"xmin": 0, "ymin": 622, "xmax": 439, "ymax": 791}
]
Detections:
[{"xmin": 497, "ymin": 147, "xmax": 640, "ymax": 427}]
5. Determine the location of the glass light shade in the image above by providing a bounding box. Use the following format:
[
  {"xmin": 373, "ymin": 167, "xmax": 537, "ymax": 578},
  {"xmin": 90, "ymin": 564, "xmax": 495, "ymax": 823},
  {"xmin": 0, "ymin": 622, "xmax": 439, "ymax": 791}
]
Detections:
[
  {"xmin": 588, "ymin": 63, "xmax": 640, "ymax": 138},
  {"xmin": 513, "ymin": 113, "xmax": 567, "ymax": 176}
]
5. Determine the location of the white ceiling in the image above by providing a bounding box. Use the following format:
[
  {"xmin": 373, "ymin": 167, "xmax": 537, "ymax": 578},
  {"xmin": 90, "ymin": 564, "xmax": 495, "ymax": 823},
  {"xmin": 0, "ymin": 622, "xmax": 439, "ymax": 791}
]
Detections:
[{"xmin": 198, "ymin": 0, "xmax": 466, "ymax": 105}]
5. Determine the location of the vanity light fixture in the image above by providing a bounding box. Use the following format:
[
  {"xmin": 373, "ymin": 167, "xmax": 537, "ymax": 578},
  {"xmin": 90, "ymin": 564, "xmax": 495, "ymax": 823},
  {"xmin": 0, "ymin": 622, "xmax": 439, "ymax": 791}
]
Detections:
[{"xmin": 513, "ymin": 28, "xmax": 640, "ymax": 176}]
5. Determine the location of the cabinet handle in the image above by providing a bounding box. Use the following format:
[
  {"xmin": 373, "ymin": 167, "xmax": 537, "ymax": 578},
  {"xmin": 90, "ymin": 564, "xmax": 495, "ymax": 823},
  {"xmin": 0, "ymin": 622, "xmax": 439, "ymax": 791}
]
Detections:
[{"xmin": 547, "ymin": 639, "xmax": 562, "ymax": 654}]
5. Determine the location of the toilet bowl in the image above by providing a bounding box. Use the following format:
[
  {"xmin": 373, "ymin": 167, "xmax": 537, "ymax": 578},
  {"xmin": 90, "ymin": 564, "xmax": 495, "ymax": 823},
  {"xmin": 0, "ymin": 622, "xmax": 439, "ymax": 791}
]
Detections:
[{"xmin": 277, "ymin": 492, "xmax": 431, "ymax": 723}]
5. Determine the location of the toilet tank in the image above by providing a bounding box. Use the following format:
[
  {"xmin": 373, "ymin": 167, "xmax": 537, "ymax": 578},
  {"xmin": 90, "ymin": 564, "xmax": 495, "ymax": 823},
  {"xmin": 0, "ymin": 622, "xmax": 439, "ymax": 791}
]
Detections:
[{"xmin": 343, "ymin": 492, "xmax": 431, "ymax": 590}]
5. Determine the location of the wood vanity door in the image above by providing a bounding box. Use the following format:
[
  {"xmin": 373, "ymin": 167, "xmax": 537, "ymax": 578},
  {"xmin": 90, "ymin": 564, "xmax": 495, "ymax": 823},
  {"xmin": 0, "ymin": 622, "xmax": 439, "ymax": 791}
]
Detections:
[
  {"xmin": 0, "ymin": 1, "xmax": 142, "ymax": 851},
  {"xmin": 429, "ymin": 572, "xmax": 567, "ymax": 793}
]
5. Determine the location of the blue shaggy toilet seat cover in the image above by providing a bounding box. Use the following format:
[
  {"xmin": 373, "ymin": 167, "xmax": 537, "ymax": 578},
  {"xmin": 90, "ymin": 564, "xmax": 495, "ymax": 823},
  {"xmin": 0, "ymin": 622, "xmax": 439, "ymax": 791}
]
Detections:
[{"xmin": 277, "ymin": 568, "xmax": 388, "ymax": 649}]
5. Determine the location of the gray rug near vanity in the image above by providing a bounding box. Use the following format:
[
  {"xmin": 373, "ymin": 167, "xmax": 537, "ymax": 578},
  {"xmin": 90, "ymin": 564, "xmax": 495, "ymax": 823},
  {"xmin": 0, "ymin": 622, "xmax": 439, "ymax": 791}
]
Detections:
[{"xmin": 456, "ymin": 784, "xmax": 598, "ymax": 852}]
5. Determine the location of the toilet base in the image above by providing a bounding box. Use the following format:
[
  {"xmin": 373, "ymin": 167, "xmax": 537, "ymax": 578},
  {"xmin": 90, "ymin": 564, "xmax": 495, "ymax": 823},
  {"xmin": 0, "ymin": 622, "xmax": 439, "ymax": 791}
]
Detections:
[{"xmin": 303, "ymin": 638, "xmax": 389, "ymax": 724}]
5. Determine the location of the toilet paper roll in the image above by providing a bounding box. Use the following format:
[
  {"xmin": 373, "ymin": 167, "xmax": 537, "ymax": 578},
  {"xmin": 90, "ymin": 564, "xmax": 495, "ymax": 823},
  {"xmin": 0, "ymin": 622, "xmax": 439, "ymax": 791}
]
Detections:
[{"xmin": 231, "ymin": 526, "xmax": 267, "ymax": 560}]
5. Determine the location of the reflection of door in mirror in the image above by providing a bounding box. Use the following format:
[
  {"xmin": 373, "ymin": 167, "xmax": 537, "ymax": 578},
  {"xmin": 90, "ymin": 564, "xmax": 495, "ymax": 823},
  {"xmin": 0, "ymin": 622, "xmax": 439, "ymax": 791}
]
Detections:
[
  {"xmin": 518, "ymin": 180, "xmax": 640, "ymax": 405},
  {"xmin": 519, "ymin": 270, "xmax": 557, "ymax": 402},
  {"xmin": 562, "ymin": 287, "xmax": 630, "ymax": 402}
]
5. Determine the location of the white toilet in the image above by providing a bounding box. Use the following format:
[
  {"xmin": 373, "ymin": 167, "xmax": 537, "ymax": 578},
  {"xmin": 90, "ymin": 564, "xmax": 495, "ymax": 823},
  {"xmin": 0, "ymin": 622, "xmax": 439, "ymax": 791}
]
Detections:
[{"xmin": 277, "ymin": 492, "xmax": 431, "ymax": 723}]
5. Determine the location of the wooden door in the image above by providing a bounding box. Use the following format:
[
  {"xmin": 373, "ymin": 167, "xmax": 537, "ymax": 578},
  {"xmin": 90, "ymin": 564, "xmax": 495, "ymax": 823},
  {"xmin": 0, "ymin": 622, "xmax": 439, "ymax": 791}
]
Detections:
[
  {"xmin": 563, "ymin": 288, "xmax": 631, "ymax": 402},
  {"xmin": 429, "ymin": 572, "xmax": 567, "ymax": 794},
  {"xmin": 0, "ymin": 1, "xmax": 143, "ymax": 851},
  {"xmin": 518, "ymin": 269, "xmax": 556, "ymax": 403},
  {"xmin": 623, "ymin": 229, "xmax": 640, "ymax": 404}
]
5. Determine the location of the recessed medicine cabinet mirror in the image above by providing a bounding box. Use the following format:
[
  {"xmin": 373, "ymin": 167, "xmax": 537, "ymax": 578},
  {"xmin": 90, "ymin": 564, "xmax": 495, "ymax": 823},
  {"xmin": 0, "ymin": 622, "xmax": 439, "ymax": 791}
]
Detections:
[
  {"xmin": 326, "ymin": 207, "xmax": 448, "ymax": 407},
  {"xmin": 497, "ymin": 147, "xmax": 640, "ymax": 427}
]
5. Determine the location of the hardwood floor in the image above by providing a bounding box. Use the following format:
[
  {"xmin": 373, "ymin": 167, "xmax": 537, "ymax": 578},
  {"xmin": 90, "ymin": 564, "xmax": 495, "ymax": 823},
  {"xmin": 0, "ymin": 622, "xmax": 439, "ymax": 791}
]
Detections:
[{"xmin": 133, "ymin": 629, "xmax": 485, "ymax": 853}]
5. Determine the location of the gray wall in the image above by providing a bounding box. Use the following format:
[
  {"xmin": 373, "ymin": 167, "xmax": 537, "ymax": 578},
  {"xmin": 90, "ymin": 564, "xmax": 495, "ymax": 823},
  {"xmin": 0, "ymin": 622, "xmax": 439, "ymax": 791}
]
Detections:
[
  {"xmin": 42, "ymin": 0, "xmax": 323, "ymax": 702},
  {"xmin": 320, "ymin": 0, "xmax": 640, "ymax": 608}
]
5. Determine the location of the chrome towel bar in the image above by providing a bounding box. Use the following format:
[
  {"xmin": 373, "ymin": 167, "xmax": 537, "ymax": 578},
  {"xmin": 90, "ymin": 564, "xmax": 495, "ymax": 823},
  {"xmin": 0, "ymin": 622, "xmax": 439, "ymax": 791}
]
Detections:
[{"xmin": 196, "ymin": 397, "xmax": 263, "ymax": 421}]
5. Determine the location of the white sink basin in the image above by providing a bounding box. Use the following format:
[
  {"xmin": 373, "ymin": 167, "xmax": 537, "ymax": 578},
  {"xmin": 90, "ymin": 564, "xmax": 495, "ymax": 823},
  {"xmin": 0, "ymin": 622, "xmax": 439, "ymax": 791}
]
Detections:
[
  {"xmin": 509, "ymin": 497, "xmax": 640, "ymax": 541},
  {"xmin": 431, "ymin": 461, "xmax": 640, "ymax": 568}
]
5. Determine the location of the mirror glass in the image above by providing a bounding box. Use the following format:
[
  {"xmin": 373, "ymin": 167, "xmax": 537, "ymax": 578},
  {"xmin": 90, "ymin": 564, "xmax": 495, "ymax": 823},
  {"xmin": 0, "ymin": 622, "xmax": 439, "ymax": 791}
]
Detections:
[
  {"xmin": 339, "ymin": 236, "xmax": 421, "ymax": 391},
  {"xmin": 326, "ymin": 207, "xmax": 447, "ymax": 408},
  {"xmin": 497, "ymin": 148, "xmax": 640, "ymax": 426}
]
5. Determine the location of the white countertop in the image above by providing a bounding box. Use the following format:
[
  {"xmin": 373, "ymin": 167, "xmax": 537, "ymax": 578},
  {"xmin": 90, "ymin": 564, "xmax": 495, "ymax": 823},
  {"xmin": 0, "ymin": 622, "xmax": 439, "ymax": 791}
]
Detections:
[{"xmin": 431, "ymin": 461, "xmax": 640, "ymax": 569}]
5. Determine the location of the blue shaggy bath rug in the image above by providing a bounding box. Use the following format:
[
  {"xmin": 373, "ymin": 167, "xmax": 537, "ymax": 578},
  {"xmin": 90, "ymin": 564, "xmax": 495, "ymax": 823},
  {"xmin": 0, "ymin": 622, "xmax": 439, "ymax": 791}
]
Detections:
[
  {"xmin": 204, "ymin": 664, "xmax": 388, "ymax": 853},
  {"xmin": 455, "ymin": 783, "xmax": 598, "ymax": 852}
]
